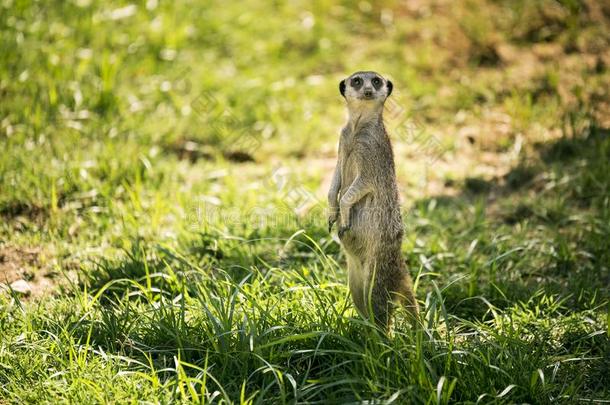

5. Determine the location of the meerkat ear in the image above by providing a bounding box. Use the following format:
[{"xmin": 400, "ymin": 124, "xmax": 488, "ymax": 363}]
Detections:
[
  {"xmin": 386, "ymin": 80, "xmax": 393, "ymax": 97},
  {"xmin": 339, "ymin": 79, "xmax": 346, "ymax": 97}
]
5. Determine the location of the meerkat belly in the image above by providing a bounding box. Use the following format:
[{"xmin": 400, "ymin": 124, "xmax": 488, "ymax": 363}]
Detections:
[
  {"xmin": 339, "ymin": 194, "xmax": 375, "ymax": 253},
  {"xmin": 351, "ymin": 194, "xmax": 397, "ymax": 237}
]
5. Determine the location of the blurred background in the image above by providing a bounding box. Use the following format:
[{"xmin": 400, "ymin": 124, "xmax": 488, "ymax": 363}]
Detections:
[
  {"xmin": 2, "ymin": 0, "xmax": 610, "ymax": 298},
  {"xmin": 1, "ymin": 0, "xmax": 609, "ymax": 302}
]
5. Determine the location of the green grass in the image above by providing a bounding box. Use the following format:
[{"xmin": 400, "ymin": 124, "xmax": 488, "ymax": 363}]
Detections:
[{"xmin": 1, "ymin": 0, "xmax": 609, "ymax": 403}]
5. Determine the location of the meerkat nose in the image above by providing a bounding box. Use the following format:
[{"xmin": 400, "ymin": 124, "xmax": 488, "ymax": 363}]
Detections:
[{"xmin": 364, "ymin": 88, "xmax": 373, "ymax": 97}]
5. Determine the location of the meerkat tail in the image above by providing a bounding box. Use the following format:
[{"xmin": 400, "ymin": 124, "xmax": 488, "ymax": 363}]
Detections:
[
  {"xmin": 366, "ymin": 250, "xmax": 418, "ymax": 330},
  {"xmin": 397, "ymin": 268, "xmax": 419, "ymax": 323}
]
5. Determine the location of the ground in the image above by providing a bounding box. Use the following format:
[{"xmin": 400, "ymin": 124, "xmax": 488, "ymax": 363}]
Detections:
[{"xmin": 1, "ymin": 0, "xmax": 609, "ymax": 403}]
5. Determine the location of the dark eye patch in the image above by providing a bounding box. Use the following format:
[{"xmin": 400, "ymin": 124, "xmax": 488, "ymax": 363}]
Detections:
[
  {"xmin": 351, "ymin": 77, "xmax": 363, "ymax": 89},
  {"xmin": 371, "ymin": 77, "xmax": 382, "ymax": 89}
]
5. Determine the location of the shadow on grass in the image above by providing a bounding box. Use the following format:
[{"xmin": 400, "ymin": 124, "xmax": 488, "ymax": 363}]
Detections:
[{"xmin": 410, "ymin": 123, "xmax": 609, "ymax": 319}]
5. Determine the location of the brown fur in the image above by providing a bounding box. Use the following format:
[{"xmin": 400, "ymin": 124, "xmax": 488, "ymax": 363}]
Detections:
[{"xmin": 328, "ymin": 71, "xmax": 418, "ymax": 330}]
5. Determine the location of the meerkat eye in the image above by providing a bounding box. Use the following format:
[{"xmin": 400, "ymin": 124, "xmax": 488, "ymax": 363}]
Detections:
[
  {"xmin": 351, "ymin": 77, "xmax": 362, "ymax": 86},
  {"xmin": 372, "ymin": 77, "xmax": 381, "ymax": 86}
]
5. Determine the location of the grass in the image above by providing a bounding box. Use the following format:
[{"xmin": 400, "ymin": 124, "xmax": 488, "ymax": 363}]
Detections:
[{"xmin": 1, "ymin": 0, "xmax": 609, "ymax": 403}]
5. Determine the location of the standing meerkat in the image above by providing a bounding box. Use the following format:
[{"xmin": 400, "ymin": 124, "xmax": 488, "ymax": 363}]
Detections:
[{"xmin": 328, "ymin": 71, "xmax": 418, "ymax": 330}]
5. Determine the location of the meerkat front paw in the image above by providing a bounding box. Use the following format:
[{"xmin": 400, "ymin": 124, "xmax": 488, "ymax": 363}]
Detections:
[
  {"xmin": 328, "ymin": 209, "xmax": 339, "ymax": 232},
  {"xmin": 328, "ymin": 217, "xmax": 337, "ymax": 233},
  {"xmin": 338, "ymin": 223, "xmax": 351, "ymax": 238}
]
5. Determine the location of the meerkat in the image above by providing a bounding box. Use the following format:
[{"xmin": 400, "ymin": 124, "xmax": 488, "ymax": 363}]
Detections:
[{"xmin": 328, "ymin": 71, "xmax": 418, "ymax": 330}]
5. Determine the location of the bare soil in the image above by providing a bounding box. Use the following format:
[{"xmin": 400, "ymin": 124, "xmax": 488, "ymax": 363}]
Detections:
[{"xmin": 0, "ymin": 244, "xmax": 57, "ymax": 298}]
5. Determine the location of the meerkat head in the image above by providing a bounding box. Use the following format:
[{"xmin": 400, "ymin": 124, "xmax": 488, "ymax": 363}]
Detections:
[{"xmin": 339, "ymin": 71, "xmax": 393, "ymax": 107}]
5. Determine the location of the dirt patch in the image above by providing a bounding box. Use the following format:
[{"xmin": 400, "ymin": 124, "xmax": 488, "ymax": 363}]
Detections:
[
  {"xmin": 165, "ymin": 139, "xmax": 256, "ymax": 164},
  {"xmin": 223, "ymin": 150, "xmax": 256, "ymax": 163},
  {"xmin": 0, "ymin": 201, "xmax": 47, "ymax": 222},
  {"xmin": 166, "ymin": 139, "xmax": 215, "ymax": 163},
  {"xmin": 0, "ymin": 244, "xmax": 58, "ymax": 299}
]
